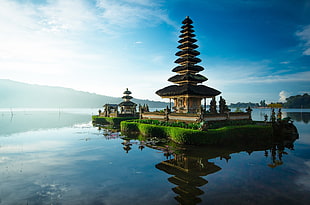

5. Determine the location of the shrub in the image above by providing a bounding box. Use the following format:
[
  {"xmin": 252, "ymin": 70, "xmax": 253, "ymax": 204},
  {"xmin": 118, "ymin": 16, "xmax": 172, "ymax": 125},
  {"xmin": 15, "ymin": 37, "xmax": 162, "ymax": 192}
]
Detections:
[
  {"xmin": 120, "ymin": 121, "xmax": 273, "ymax": 145},
  {"xmin": 92, "ymin": 116, "xmax": 138, "ymax": 126}
]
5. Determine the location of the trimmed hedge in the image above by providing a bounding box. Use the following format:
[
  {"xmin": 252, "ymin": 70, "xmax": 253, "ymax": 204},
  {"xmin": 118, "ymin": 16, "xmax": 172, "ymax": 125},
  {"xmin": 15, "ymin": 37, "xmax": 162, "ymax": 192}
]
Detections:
[
  {"xmin": 121, "ymin": 121, "xmax": 273, "ymax": 145},
  {"xmin": 92, "ymin": 116, "xmax": 138, "ymax": 126}
]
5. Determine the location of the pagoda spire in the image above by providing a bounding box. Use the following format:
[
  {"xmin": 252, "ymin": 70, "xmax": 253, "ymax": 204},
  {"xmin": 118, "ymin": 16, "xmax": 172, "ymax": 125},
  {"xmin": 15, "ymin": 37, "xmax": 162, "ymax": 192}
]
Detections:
[
  {"xmin": 156, "ymin": 16, "xmax": 221, "ymax": 113},
  {"xmin": 169, "ymin": 16, "xmax": 207, "ymax": 85}
]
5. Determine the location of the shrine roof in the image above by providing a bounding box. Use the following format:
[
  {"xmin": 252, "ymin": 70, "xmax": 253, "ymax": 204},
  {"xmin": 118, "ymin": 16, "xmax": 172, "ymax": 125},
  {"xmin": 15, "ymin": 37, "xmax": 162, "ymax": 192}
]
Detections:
[
  {"xmin": 172, "ymin": 65, "xmax": 204, "ymax": 73},
  {"xmin": 156, "ymin": 84, "xmax": 221, "ymax": 98},
  {"xmin": 119, "ymin": 101, "xmax": 136, "ymax": 106},
  {"xmin": 168, "ymin": 73, "xmax": 207, "ymax": 83}
]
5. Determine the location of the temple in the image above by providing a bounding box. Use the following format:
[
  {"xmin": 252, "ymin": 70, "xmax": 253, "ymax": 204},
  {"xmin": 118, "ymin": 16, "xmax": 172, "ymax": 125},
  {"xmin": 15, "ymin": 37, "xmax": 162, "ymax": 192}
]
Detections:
[
  {"xmin": 156, "ymin": 16, "xmax": 221, "ymax": 114},
  {"xmin": 102, "ymin": 88, "xmax": 137, "ymax": 117},
  {"xmin": 119, "ymin": 88, "xmax": 137, "ymax": 115}
]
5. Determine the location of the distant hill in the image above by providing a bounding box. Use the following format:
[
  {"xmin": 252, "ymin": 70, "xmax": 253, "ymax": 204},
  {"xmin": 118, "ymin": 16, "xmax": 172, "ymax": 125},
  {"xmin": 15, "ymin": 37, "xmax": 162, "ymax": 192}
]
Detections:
[
  {"xmin": 229, "ymin": 102, "xmax": 259, "ymax": 108},
  {"xmin": 284, "ymin": 93, "xmax": 310, "ymax": 108},
  {"xmin": 0, "ymin": 79, "xmax": 168, "ymax": 108}
]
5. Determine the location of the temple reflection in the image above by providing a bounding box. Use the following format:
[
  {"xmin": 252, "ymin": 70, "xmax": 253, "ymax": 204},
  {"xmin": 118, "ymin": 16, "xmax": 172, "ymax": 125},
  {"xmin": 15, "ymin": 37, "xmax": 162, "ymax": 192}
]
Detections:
[
  {"xmin": 156, "ymin": 154, "xmax": 221, "ymax": 205},
  {"xmin": 121, "ymin": 131, "xmax": 298, "ymax": 205},
  {"xmin": 93, "ymin": 123, "xmax": 299, "ymax": 205}
]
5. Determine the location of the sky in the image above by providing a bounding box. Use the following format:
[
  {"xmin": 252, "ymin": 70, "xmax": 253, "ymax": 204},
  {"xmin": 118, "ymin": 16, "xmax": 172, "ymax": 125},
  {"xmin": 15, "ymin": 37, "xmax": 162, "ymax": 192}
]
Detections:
[{"xmin": 1, "ymin": 0, "xmax": 310, "ymax": 104}]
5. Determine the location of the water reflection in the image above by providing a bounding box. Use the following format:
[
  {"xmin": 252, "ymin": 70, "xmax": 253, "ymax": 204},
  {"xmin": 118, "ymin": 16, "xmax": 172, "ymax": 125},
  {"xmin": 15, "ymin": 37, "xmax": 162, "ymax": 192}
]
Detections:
[
  {"xmin": 0, "ymin": 109, "xmax": 90, "ymax": 136},
  {"xmin": 287, "ymin": 112, "xmax": 310, "ymax": 124},
  {"xmin": 116, "ymin": 131, "xmax": 298, "ymax": 205},
  {"xmin": 1, "ymin": 109, "xmax": 308, "ymax": 204},
  {"xmin": 156, "ymin": 154, "xmax": 220, "ymax": 205},
  {"xmin": 252, "ymin": 108, "xmax": 310, "ymax": 124}
]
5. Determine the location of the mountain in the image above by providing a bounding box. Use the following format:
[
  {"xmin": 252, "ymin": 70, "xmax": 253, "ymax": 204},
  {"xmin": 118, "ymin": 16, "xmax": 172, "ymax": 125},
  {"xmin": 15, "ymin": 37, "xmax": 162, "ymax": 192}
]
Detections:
[{"xmin": 0, "ymin": 79, "xmax": 168, "ymax": 108}]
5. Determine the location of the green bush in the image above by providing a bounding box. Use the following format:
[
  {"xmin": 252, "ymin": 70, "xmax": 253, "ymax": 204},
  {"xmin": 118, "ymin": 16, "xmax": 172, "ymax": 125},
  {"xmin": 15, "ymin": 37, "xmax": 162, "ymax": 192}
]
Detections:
[
  {"xmin": 120, "ymin": 121, "xmax": 273, "ymax": 145},
  {"xmin": 120, "ymin": 121, "xmax": 139, "ymax": 132},
  {"xmin": 133, "ymin": 119, "xmax": 201, "ymax": 130},
  {"xmin": 92, "ymin": 116, "xmax": 138, "ymax": 126}
]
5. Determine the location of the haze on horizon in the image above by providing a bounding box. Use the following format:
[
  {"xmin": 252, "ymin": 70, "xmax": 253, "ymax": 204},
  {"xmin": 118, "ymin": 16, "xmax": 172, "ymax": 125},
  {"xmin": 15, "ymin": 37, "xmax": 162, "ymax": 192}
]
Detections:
[{"xmin": 1, "ymin": 0, "xmax": 309, "ymax": 104}]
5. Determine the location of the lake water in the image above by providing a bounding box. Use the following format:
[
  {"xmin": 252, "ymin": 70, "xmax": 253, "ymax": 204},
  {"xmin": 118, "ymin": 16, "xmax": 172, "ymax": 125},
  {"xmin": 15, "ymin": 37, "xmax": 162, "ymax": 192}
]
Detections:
[{"xmin": 0, "ymin": 108, "xmax": 309, "ymax": 205}]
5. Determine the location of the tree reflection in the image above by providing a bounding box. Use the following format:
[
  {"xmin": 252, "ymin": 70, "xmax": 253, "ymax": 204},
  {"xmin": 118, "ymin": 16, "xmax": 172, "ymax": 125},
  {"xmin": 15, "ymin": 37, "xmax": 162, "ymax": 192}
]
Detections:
[
  {"xmin": 287, "ymin": 112, "xmax": 310, "ymax": 124},
  {"xmin": 107, "ymin": 118, "xmax": 300, "ymax": 205},
  {"xmin": 120, "ymin": 131, "xmax": 299, "ymax": 205},
  {"xmin": 265, "ymin": 138, "xmax": 295, "ymax": 168}
]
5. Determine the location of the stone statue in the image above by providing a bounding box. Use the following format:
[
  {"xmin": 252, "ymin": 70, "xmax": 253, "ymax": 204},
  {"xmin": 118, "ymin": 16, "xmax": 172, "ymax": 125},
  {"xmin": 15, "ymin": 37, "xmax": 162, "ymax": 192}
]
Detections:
[
  {"xmin": 246, "ymin": 106, "xmax": 253, "ymax": 120},
  {"xmin": 271, "ymin": 108, "xmax": 276, "ymax": 123},
  {"xmin": 209, "ymin": 97, "xmax": 217, "ymax": 114},
  {"xmin": 164, "ymin": 105, "xmax": 170, "ymax": 121},
  {"xmin": 277, "ymin": 108, "xmax": 282, "ymax": 121},
  {"xmin": 219, "ymin": 96, "xmax": 230, "ymax": 114}
]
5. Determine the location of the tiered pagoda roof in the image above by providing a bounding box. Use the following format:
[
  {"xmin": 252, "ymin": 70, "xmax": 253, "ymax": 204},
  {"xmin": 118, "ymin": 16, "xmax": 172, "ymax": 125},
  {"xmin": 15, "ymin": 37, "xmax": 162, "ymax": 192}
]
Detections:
[
  {"xmin": 119, "ymin": 88, "xmax": 136, "ymax": 106},
  {"xmin": 156, "ymin": 16, "xmax": 221, "ymax": 98}
]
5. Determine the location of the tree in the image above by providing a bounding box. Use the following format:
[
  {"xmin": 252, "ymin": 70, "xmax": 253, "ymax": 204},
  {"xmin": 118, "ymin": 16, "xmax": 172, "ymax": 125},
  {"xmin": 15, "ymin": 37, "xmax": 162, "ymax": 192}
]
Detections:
[
  {"xmin": 260, "ymin": 100, "xmax": 267, "ymax": 107},
  {"xmin": 284, "ymin": 93, "xmax": 310, "ymax": 108}
]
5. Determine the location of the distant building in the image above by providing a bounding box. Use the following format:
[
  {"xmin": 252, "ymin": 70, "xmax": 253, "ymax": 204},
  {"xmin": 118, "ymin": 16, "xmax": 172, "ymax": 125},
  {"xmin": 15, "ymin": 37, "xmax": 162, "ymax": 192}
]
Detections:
[
  {"xmin": 102, "ymin": 88, "xmax": 137, "ymax": 117},
  {"xmin": 119, "ymin": 88, "xmax": 137, "ymax": 115},
  {"xmin": 156, "ymin": 16, "xmax": 221, "ymax": 114}
]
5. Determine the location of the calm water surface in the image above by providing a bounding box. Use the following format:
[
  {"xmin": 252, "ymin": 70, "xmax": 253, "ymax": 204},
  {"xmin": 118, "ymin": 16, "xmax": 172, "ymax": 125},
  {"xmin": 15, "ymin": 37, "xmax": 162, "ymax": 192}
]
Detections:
[{"xmin": 0, "ymin": 108, "xmax": 309, "ymax": 205}]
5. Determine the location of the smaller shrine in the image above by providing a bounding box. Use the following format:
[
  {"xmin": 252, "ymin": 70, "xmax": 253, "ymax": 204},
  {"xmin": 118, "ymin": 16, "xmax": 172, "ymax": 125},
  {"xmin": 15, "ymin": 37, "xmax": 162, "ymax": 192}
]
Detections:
[
  {"xmin": 119, "ymin": 88, "xmax": 137, "ymax": 115},
  {"xmin": 101, "ymin": 88, "xmax": 137, "ymax": 117}
]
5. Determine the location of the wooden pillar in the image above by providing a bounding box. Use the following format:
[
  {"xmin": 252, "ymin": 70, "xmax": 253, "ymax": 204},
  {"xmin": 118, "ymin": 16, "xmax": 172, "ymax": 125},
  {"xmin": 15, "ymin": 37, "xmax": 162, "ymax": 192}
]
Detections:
[{"xmin": 204, "ymin": 98, "xmax": 206, "ymax": 111}]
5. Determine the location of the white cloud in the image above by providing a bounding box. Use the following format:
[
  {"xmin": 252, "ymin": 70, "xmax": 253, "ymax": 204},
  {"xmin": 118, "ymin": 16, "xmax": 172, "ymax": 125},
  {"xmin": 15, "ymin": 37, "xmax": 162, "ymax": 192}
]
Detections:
[
  {"xmin": 0, "ymin": 0, "xmax": 177, "ymax": 100},
  {"xmin": 279, "ymin": 90, "xmax": 289, "ymax": 102},
  {"xmin": 96, "ymin": 0, "xmax": 176, "ymax": 29},
  {"xmin": 296, "ymin": 25, "xmax": 310, "ymax": 55},
  {"xmin": 38, "ymin": 0, "xmax": 98, "ymax": 33},
  {"xmin": 280, "ymin": 61, "xmax": 290, "ymax": 64},
  {"xmin": 208, "ymin": 62, "xmax": 310, "ymax": 86}
]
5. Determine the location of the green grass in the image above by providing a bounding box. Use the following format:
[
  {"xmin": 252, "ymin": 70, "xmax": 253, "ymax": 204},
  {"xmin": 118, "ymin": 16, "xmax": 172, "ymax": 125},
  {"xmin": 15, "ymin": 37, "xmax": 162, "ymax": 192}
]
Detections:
[
  {"xmin": 92, "ymin": 116, "xmax": 138, "ymax": 126},
  {"xmin": 121, "ymin": 121, "xmax": 273, "ymax": 145}
]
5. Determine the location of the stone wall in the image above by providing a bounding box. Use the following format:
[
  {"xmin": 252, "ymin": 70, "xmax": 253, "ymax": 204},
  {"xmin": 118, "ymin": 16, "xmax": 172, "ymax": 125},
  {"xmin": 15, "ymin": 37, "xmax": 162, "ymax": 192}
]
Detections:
[{"xmin": 141, "ymin": 112, "xmax": 251, "ymax": 123}]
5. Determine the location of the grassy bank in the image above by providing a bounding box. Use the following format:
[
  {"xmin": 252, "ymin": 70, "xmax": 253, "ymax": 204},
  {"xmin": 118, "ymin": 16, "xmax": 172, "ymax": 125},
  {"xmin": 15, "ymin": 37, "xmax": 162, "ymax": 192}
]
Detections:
[
  {"xmin": 121, "ymin": 121, "xmax": 273, "ymax": 145},
  {"xmin": 92, "ymin": 115, "xmax": 138, "ymax": 127}
]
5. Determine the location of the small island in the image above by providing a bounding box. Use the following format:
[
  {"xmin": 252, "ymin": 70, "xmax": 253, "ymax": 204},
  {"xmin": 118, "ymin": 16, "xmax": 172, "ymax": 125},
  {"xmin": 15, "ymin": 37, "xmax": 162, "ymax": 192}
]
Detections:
[{"xmin": 95, "ymin": 17, "xmax": 299, "ymax": 145}]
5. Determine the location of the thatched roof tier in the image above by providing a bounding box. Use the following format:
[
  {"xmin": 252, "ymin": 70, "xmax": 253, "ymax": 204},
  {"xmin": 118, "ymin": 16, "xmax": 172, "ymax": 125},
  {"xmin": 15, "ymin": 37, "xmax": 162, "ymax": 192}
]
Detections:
[
  {"xmin": 177, "ymin": 43, "xmax": 198, "ymax": 50},
  {"xmin": 119, "ymin": 101, "xmax": 136, "ymax": 106},
  {"xmin": 172, "ymin": 186, "xmax": 204, "ymax": 197},
  {"xmin": 182, "ymin": 16, "xmax": 193, "ymax": 24},
  {"xmin": 103, "ymin": 103, "xmax": 118, "ymax": 108},
  {"xmin": 156, "ymin": 84, "xmax": 221, "ymax": 98},
  {"xmin": 174, "ymin": 57, "xmax": 201, "ymax": 64},
  {"xmin": 178, "ymin": 38, "xmax": 197, "ymax": 44},
  {"xmin": 172, "ymin": 65, "xmax": 204, "ymax": 73},
  {"xmin": 123, "ymin": 89, "xmax": 131, "ymax": 95},
  {"xmin": 168, "ymin": 73, "xmax": 207, "ymax": 84},
  {"xmin": 181, "ymin": 24, "xmax": 193, "ymax": 29},
  {"xmin": 175, "ymin": 50, "xmax": 200, "ymax": 57},
  {"xmin": 122, "ymin": 95, "xmax": 133, "ymax": 100},
  {"xmin": 181, "ymin": 28, "xmax": 194, "ymax": 33},
  {"xmin": 156, "ymin": 159, "xmax": 221, "ymax": 178},
  {"xmin": 168, "ymin": 176, "xmax": 206, "ymax": 188},
  {"xmin": 179, "ymin": 33, "xmax": 196, "ymax": 38}
]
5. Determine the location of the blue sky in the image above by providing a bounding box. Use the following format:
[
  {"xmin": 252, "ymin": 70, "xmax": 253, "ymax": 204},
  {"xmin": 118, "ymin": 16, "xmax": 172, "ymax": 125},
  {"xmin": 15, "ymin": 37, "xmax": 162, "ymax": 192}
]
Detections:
[{"xmin": 1, "ymin": 0, "xmax": 309, "ymax": 103}]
